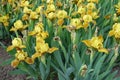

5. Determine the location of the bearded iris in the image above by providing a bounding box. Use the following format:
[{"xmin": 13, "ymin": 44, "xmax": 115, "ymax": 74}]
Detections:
[
  {"xmin": 82, "ymin": 36, "xmax": 108, "ymax": 53},
  {"xmin": 109, "ymin": 23, "xmax": 120, "ymax": 38}
]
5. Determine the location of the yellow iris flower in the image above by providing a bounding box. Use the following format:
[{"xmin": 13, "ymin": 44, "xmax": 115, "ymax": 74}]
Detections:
[
  {"xmin": 29, "ymin": 23, "xmax": 48, "ymax": 37},
  {"xmin": 7, "ymin": 38, "xmax": 26, "ymax": 51},
  {"xmin": 91, "ymin": 12, "xmax": 99, "ymax": 19},
  {"xmin": 32, "ymin": 36, "xmax": 58, "ymax": 60},
  {"xmin": 78, "ymin": 6, "xmax": 86, "ymax": 15},
  {"xmin": 22, "ymin": 14, "xmax": 29, "ymax": 21},
  {"xmin": 20, "ymin": 0, "xmax": 29, "ymax": 7},
  {"xmin": 109, "ymin": 23, "xmax": 120, "ymax": 38},
  {"xmin": 23, "ymin": 7, "xmax": 32, "ymax": 14},
  {"xmin": 82, "ymin": 36, "xmax": 108, "ymax": 53},
  {"xmin": 10, "ymin": 20, "xmax": 28, "ymax": 31},
  {"xmin": 30, "ymin": 11, "xmax": 39, "ymax": 19},
  {"xmin": 115, "ymin": 2, "xmax": 120, "ymax": 15},
  {"xmin": 35, "ymin": 5, "xmax": 44, "ymax": 14},
  {"xmin": 46, "ymin": 4, "xmax": 56, "ymax": 13},
  {"xmin": 83, "ymin": 15, "xmax": 93, "ymax": 23},
  {"xmin": 47, "ymin": 12, "xmax": 56, "ymax": 20},
  {"xmin": 70, "ymin": 18, "xmax": 83, "ymax": 29},
  {"xmin": 56, "ymin": 10, "xmax": 68, "ymax": 19},
  {"xmin": 11, "ymin": 50, "xmax": 34, "ymax": 68},
  {"xmin": 87, "ymin": 2, "xmax": 96, "ymax": 10},
  {"xmin": 56, "ymin": 10, "xmax": 68, "ymax": 26},
  {"xmin": 0, "ymin": 15, "xmax": 9, "ymax": 27}
]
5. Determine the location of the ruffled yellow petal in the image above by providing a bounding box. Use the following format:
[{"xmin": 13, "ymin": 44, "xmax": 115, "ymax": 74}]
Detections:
[
  {"xmin": 41, "ymin": 31, "xmax": 49, "ymax": 39},
  {"xmin": 25, "ymin": 57, "xmax": 34, "ymax": 64},
  {"xmin": 11, "ymin": 59, "xmax": 19, "ymax": 68},
  {"xmin": 108, "ymin": 30, "xmax": 115, "ymax": 36},
  {"xmin": 19, "ymin": 45, "xmax": 26, "ymax": 48},
  {"xmin": 48, "ymin": 47, "xmax": 58, "ymax": 53},
  {"xmin": 56, "ymin": 10, "xmax": 67, "ymax": 19},
  {"xmin": 15, "ymin": 51, "xmax": 27, "ymax": 61},
  {"xmin": 98, "ymin": 48, "xmax": 108, "ymax": 54},
  {"xmin": 32, "ymin": 53, "xmax": 41, "ymax": 60},
  {"xmin": 23, "ymin": 25, "xmax": 28, "ymax": 29},
  {"xmin": 3, "ymin": 22, "xmax": 9, "ymax": 27},
  {"xmin": 10, "ymin": 27, "xmax": 17, "ymax": 31},
  {"xmin": 57, "ymin": 19, "xmax": 64, "ymax": 26},
  {"xmin": 82, "ymin": 40, "xmax": 91, "ymax": 47},
  {"xmin": 30, "ymin": 11, "xmax": 39, "ymax": 19},
  {"xmin": 28, "ymin": 31, "xmax": 36, "ymax": 36},
  {"xmin": 37, "ymin": 43, "xmax": 49, "ymax": 53},
  {"xmin": 7, "ymin": 45, "xmax": 14, "ymax": 51},
  {"xmin": 76, "ymin": 25, "xmax": 83, "ymax": 29},
  {"xmin": 98, "ymin": 35, "xmax": 103, "ymax": 42},
  {"xmin": 83, "ymin": 22, "xmax": 89, "ymax": 28}
]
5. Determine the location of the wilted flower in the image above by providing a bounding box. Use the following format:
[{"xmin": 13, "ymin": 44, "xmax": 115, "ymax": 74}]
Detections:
[
  {"xmin": 82, "ymin": 36, "xmax": 108, "ymax": 53},
  {"xmin": 80, "ymin": 64, "xmax": 88, "ymax": 77}
]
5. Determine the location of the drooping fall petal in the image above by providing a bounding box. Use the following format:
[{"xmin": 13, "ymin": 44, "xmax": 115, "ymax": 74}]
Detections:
[
  {"xmin": 25, "ymin": 57, "xmax": 34, "ymax": 64},
  {"xmin": 82, "ymin": 40, "xmax": 91, "ymax": 47},
  {"xmin": 48, "ymin": 47, "xmax": 58, "ymax": 53},
  {"xmin": 98, "ymin": 48, "xmax": 108, "ymax": 54},
  {"xmin": 11, "ymin": 59, "xmax": 19, "ymax": 68}
]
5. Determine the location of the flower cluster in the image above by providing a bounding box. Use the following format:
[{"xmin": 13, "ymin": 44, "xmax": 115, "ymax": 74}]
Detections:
[
  {"xmin": 5, "ymin": 0, "xmax": 59, "ymax": 67},
  {"xmin": 29, "ymin": 22, "xmax": 58, "ymax": 60},
  {"xmin": 3, "ymin": 0, "xmax": 108, "ymax": 68},
  {"xmin": 7, "ymin": 38, "xmax": 34, "ymax": 68},
  {"xmin": 69, "ymin": 0, "xmax": 99, "ymax": 29},
  {"xmin": 1, "ymin": 1, "xmax": 120, "ymax": 79},
  {"xmin": 109, "ymin": 2, "xmax": 120, "ymax": 39}
]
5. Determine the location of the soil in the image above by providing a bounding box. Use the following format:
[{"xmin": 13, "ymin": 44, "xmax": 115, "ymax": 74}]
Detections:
[{"xmin": 0, "ymin": 46, "xmax": 26, "ymax": 80}]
